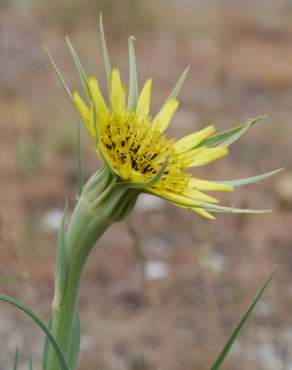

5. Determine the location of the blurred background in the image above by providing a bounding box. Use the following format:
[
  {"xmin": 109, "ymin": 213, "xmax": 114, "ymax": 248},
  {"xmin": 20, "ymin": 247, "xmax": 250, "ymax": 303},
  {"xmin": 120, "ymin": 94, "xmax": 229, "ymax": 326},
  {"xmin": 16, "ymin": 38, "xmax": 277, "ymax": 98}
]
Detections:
[{"xmin": 0, "ymin": 0, "xmax": 292, "ymax": 369}]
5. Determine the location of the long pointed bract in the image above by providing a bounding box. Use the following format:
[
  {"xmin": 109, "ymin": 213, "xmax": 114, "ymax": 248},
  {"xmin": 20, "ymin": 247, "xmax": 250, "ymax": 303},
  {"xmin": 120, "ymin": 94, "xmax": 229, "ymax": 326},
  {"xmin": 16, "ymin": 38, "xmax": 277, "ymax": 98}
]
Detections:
[
  {"xmin": 66, "ymin": 36, "xmax": 92, "ymax": 102},
  {"xmin": 195, "ymin": 201, "xmax": 271, "ymax": 214},
  {"xmin": 218, "ymin": 120, "xmax": 253, "ymax": 147},
  {"xmin": 215, "ymin": 168, "xmax": 284, "ymax": 187},
  {"xmin": 128, "ymin": 36, "xmax": 138, "ymax": 112},
  {"xmin": 151, "ymin": 67, "xmax": 189, "ymax": 126},
  {"xmin": 44, "ymin": 46, "xmax": 77, "ymax": 109},
  {"xmin": 197, "ymin": 116, "xmax": 265, "ymax": 149},
  {"xmin": 100, "ymin": 13, "xmax": 112, "ymax": 106}
]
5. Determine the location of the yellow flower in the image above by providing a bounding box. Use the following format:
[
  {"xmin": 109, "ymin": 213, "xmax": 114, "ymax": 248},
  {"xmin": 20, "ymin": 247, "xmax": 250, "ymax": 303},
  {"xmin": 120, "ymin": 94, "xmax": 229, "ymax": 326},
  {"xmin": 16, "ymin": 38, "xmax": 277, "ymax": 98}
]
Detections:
[
  {"xmin": 45, "ymin": 15, "xmax": 281, "ymax": 219},
  {"xmin": 73, "ymin": 67, "xmax": 233, "ymax": 220}
]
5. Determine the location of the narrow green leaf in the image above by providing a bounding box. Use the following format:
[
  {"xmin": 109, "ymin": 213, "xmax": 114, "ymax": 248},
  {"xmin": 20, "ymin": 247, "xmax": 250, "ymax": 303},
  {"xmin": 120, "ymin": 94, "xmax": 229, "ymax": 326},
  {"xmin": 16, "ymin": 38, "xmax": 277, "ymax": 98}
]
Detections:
[
  {"xmin": 29, "ymin": 353, "xmax": 33, "ymax": 370},
  {"xmin": 218, "ymin": 120, "xmax": 252, "ymax": 147},
  {"xmin": 77, "ymin": 118, "xmax": 83, "ymax": 198},
  {"xmin": 44, "ymin": 46, "xmax": 77, "ymax": 108},
  {"xmin": 0, "ymin": 294, "xmax": 70, "ymax": 370},
  {"xmin": 13, "ymin": 345, "xmax": 18, "ymax": 370},
  {"xmin": 215, "ymin": 168, "xmax": 284, "ymax": 187},
  {"xmin": 0, "ymin": 271, "xmax": 29, "ymax": 286},
  {"xmin": 67, "ymin": 308, "xmax": 80, "ymax": 370},
  {"xmin": 100, "ymin": 13, "xmax": 112, "ymax": 105},
  {"xmin": 194, "ymin": 201, "xmax": 272, "ymax": 214},
  {"xmin": 43, "ymin": 310, "xmax": 80, "ymax": 370},
  {"xmin": 141, "ymin": 352, "xmax": 146, "ymax": 370},
  {"xmin": 66, "ymin": 36, "xmax": 92, "ymax": 103},
  {"xmin": 210, "ymin": 265, "xmax": 277, "ymax": 370},
  {"xmin": 196, "ymin": 116, "xmax": 265, "ymax": 149},
  {"xmin": 151, "ymin": 67, "xmax": 189, "ymax": 126},
  {"xmin": 128, "ymin": 36, "xmax": 138, "ymax": 112},
  {"xmin": 42, "ymin": 316, "xmax": 53, "ymax": 370},
  {"xmin": 52, "ymin": 198, "xmax": 68, "ymax": 312}
]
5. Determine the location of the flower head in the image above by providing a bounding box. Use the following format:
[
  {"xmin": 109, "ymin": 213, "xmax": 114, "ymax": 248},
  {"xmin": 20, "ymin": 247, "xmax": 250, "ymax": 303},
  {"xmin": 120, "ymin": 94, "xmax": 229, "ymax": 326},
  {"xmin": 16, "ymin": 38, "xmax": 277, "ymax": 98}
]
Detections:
[
  {"xmin": 73, "ymin": 65, "xmax": 233, "ymax": 220},
  {"xmin": 45, "ymin": 15, "xmax": 282, "ymax": 219}
]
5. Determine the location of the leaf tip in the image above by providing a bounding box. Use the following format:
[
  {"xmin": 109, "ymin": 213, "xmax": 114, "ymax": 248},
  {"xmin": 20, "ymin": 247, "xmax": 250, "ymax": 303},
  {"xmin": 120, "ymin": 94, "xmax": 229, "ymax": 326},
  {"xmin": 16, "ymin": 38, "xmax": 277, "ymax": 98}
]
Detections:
[{"xmin": 52, "ymin": 291, "xmax": 61, "ymax": 312}]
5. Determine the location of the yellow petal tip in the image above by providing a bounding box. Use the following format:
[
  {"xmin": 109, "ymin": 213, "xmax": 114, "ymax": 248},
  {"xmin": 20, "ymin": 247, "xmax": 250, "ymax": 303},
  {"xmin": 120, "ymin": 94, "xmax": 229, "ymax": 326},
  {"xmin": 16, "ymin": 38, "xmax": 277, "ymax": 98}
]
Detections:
[{"xmin": 120, "ymin": 161, "xmax": 132, "ymax": 181}]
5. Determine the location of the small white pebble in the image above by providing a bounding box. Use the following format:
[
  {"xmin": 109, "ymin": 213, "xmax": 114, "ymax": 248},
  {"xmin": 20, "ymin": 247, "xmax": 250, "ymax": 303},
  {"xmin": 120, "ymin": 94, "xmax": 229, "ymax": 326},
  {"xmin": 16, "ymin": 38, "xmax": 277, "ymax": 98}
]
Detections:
[
  {"xmin": 144, "ymin": 261, "xmax": 171, "ymax": 280},
  {"xmin": 41, "ymin": 209, "xmax": 65, "ymax": 233},
  {"xmin": 136, "ymin": 194, "xmax": 165, "ymax": 212}
]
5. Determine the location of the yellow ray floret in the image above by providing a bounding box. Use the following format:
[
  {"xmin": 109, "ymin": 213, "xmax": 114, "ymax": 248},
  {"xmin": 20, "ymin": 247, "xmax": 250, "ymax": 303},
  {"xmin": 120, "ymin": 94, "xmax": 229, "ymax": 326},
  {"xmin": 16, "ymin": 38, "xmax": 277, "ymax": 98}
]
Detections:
[
  {"xmin": 188, "ymin": 147, "xmax": 229, "ymax": 167},
  {"xmin": 192, "ymin": 207, "xmax": 217, "ymax": 220},
  {"xmin": 182, "ymin": 188, "xmax": 220, "ymax": 203},
  {"xmin": 187, "ymin": 179, "xmax": 234, "ymax": 192},
  {"xmin": 136, "ymin": 78, "xmax": 152, "ymax": 119},
  {"xmin": 174, "ymin": 125, "xmax": 216, "ymax": 153},
  {"xmin": 151, "ymin": 99, "xmax": 179, "ymax": 133},
  {"xmin": 111, "ymin": 67, "xmax": 123, "ymax": 114},
  {"xmin": 73, "ymin": 91, "xmax": 95, "ymax": 139},
  {"xmin": 89, "ymin": 76, "xmax": 109, "ymax": 129}
]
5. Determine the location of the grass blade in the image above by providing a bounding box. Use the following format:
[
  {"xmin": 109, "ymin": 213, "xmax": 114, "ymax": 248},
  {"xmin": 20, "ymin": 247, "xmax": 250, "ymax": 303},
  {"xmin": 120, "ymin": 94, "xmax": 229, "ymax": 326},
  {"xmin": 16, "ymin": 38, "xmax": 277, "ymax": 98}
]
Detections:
[
  {"xmin": 13, "ymin": 345, "xmax": 18, "ymax": 370},
  {"xmin": 42, "ymin": 316, "xmax": 53, "ymax": 370},
  {"xmin": 210, "ymin": 265, "xmax": 277, "ymax": 370},
  {"xmin": 128, "ymin": 36, "xmax": 138, "ymax": 112},
  {"xmin": 77, "ymin": 118, "xmax": 83, "ymax": 198},
  {"xmin": 0, "ymin": 294, "xmax": 70, "ymax": 370},
  {"xmin": 0, "ymin": 271, "xmax": 29, "ymax": 286},
  {"xmin": 29, "ymin": 353, "xmax": 33, "ymax": 370},
  {"xmin": 66, "ymin": 36, "xmax": 92, "ymax": 103},
  {"xmin": 197, "ymin": 116, "xmax": 265, "ymax": 149},
  {"xmin": 141, "ymin": 352, "xmax": 146, "ymax": 370}
]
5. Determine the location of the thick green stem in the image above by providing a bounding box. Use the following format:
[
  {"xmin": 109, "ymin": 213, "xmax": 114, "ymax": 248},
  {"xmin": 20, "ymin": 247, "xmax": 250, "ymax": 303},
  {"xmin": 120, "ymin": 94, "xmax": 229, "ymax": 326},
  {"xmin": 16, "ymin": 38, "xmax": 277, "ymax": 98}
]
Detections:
[
  {"xmin": 46, "ymin": 167, "xmax": 139, "ymax": 370},
  {"xmin": 47, "ymin": 196, "xmax": 112, "ymax": 370}
]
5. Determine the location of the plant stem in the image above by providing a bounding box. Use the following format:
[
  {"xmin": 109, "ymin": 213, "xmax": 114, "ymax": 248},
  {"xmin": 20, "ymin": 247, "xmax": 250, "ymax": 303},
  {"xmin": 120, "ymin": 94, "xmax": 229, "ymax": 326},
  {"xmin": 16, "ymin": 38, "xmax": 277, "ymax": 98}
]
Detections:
[{"xmin": 47, "ymin": 196, "xmax": 112, "ymax": 370}]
